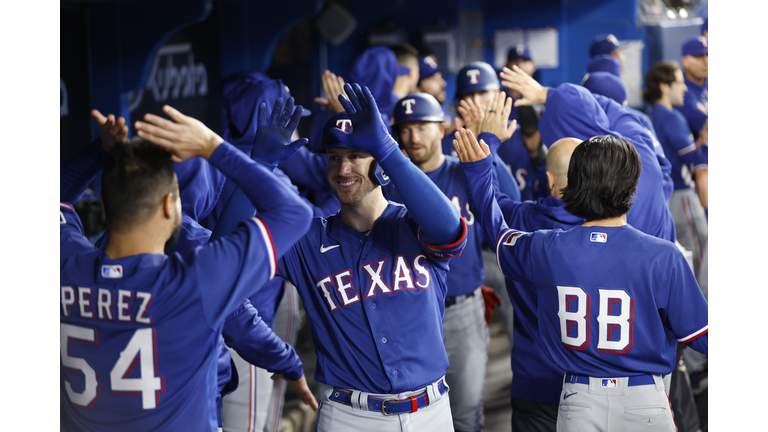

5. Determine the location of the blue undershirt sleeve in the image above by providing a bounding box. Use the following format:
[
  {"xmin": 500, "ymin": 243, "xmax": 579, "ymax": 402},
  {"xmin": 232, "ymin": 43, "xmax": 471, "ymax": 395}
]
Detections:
[{"xmin": 377, "ymin": 149, "xmax": 462, "ymax": 245}]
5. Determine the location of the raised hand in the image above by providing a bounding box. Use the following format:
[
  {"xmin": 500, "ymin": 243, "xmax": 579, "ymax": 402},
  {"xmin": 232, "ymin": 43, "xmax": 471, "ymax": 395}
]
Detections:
[
  {"xmin": 134, "ymin": 105, "xmax": 223, "ymax": 162},
  {"xmin": 499, "ymin": 65, "xmax": 549, "ymax": 107},
  {"xmin": 452, "ymin": 128, "xmax": 491, "ymax": 163},
  {"xmin": 479, "ymin": 91, "xmax": 518, "ymax": 142},
  {"xmin": 251, "ymin": 97, "xmax": 309, "ymax": 165},
  {"xmin": 330, "ymin": 83, "xmax": 398, "ymax": 161},
  {"xmin": 457, "ymin": 98, "xmax": 484, "ymax": 136},
  {"xmin": 313, "ymin": 70, "xmax": 347, "ymax": 114},
  {"xmin": 91, "ymin": 109, "xmax": 130, "ymax": 152},
  {"xmin": 271, "ymin": 373, "xmax": 319, "ymax": 412}
]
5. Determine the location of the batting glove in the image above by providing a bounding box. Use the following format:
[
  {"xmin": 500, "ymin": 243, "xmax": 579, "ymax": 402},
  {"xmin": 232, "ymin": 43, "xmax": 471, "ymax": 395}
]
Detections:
[
  {"xmin": 330, "ymin": 83, "xmax": 399, "ymax": 161},
  {"xmin": 251, "ymin": 97, "xmax": 309, "ymax": 167},
  {"xmin": 481, "ymin": 286, "xmax": 503, "ymax": 325}
]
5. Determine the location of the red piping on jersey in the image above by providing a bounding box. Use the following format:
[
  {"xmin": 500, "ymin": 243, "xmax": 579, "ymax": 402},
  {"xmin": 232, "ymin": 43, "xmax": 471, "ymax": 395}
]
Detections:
[
  {"xmin": 422, "ymin": 217, "xmax": 468, "ymax": 250},
  {"xmin": 60, "ymin": 202, "xmax": 75, "ymax": 212},
  {"xmin": 678, "ymin": 326, "xmax": 708, "ymax": 343},
  {"xmin": 252, "ymin": 216, "xmax": 277, "ymax": 279}
]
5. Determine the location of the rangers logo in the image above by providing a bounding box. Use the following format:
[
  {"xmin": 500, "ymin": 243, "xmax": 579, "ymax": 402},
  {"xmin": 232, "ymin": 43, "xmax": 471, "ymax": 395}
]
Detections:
[
  {"xmin": 401, "ymin": 98, "xmax": 417, "ymax": 115},
  {"xmin": 424, "ymin": 56, "xmax": 438, "ymax": 69},
  {"xmin": 516, "ymin": 44, "xmax": 525, "ymax": 56},
  {"xmin": 60, "ymin": 211, "xmax": 66, "ymax": 224},
  {"xmin": 698, "ymin": 36, "xmax": 708, "ymax": 47},
  {"xmin": 590, "ymin": 232, "xmax": 607, "ymax": 243},
  {"xmin": 601, "ymin": 379, "xmax": 618, "ymax": 388},
  {"xmin": 466, "ymin": 69, "xmax": 481, "ymax": 84},
  {"xmin": 336, "ymin": 119, "xmax": 352, "ymax": 132},
  {"xmin": 607, "ymin": 34, "xmax": 619, "ymax": 47},
  {"xmin": 101, "ymin": 265, "xmax": 124, "ymax": 279}
]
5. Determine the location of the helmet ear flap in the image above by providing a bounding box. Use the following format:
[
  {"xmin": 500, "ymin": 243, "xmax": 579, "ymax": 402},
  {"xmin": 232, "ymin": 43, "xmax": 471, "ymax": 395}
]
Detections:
[{"xmin": 368, "ymin": 160, "xmax": 390, "ymax": 186}]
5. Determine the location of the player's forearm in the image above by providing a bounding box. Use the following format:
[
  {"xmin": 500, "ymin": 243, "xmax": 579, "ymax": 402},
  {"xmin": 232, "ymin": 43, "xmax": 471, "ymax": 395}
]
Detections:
[
  {"xmin": 207, "ymin": 141, "xmax": 312, "ymax": 257},
  {"xmin": 461, "ymin": 157, "xmax": 513, "ymax": 248},
  {"xmin": 684, "ymin": 332, "xmax": 708, "ymax": 355},
  {"xmin": 378, "ymin": 149, "xmax": 462, "ymax": 244},
  {"xmin": 223, "ymin": 300, "xmax": 304, "ymax": 381},
  {"xmin": 60, "ymin": 138, "xmax": 106, "ymax": 204}
]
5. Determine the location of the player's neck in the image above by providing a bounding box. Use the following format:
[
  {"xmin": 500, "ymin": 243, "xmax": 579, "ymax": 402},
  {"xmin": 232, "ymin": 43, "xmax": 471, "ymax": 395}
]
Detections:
[
  {"xmin": 415, "ymin": 152, "xmax": 445, "ymax": 173},
  {"xmin": 656, "ymin": 97, "xmax": 673, "ymax": 111},
  {"xmin": 339, "ymin": 189, "xmax": 389, "ymax": 233},
  {"xmin": 581, "ymin": 214, "xmax": 627, "ymax": 228},
  {"xmin": 103, "ymin": 225, "xmax": 168, "ymax": 259}
]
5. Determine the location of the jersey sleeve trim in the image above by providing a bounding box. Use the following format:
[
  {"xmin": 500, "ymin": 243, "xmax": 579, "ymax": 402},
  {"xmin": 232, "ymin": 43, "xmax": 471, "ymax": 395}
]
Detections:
[
  {"xmin": 692, "ymin": 162, "xmax": 708, "ymax": 172},
  {"xmin": 60, "ymin": 202, "xmax": 75, "ymax": 212},
  {"xmin": 249, "ymin": 216, "xmax": 277, "ymax": 280},
  {"xmin": 418, "ymin": 217, "xmax": 468, "ymax": 260},
  {"xmin": 677, "ymin": 143, "xmax": 696, "ymax": 157},
  {"xmin": 495, "ymin": 229, "xmax": 529, "ymax": 275},
  {"xmin": 678, "ymin": 325, "xmax": 708, "ymax": 343}
]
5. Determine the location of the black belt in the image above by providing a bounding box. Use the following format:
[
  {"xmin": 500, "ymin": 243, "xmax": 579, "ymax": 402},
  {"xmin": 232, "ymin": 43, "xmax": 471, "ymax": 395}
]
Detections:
[
  {"xmin": 329, "ymin": 380, "xmax": 446, "ymax": 416},
  {"xmin": 564, "ymin": 373, "xmax": 656, "ymax": 387},
  {"xmin": 445, "ymin": 291, "xmax": 475, "ymax": 307}
]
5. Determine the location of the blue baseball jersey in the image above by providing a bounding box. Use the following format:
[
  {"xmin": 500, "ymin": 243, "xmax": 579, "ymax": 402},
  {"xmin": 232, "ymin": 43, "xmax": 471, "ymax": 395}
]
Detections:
[
  {"xmin": 627, "ymin": 107, "xmax": 675, "ymax": 201},
  {"xmin": 382, "ymin": 155, "xmax": 484, "ymax": 297},
  {"xmin": 60, "ymin": 204, "xmax": 277, "ymax": 431},
  {"xmin": 648, "ymin": 103, "xmax": 709, "ymax": 191},
  {"xmin": 676, "ymin": 75, "xmax": 708, "ymax": 140},
  {"xmin": 60, "ymin": 142, "xmax": 310, "ymax": 432},
  {"xmin": 496, "ymin": 131, "xmax": 548, "ymax": 201},
  {"xmin": 494, "ymin": 225, "xmax": 708, "ymax": 377},
  {"xmin": 278, "ymin": 203, "xmax": 467, "ymax": 394}
]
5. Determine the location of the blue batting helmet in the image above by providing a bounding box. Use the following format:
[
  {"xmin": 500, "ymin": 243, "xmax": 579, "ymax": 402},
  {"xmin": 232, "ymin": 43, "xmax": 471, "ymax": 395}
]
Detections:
[
  {"xmin": 455, "ymin": 61, "xmax": 500, "ymax": 98},
  {"xmin": 316, "ymin": 111, "xmax": 390, "ymax": 186},
  {"xmin": 392, "ymin": 93, "xmax": 445, "ymax": 127}
]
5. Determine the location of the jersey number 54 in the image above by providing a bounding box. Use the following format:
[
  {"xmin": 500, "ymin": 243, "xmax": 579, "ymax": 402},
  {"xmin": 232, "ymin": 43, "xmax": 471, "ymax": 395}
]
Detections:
[{"xmin": 61, "ymin": 324, "xmax": 164, "ymax": 410}]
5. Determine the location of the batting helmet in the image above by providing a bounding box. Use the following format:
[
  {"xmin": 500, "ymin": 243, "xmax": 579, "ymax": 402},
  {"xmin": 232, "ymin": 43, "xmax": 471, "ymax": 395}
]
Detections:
[
  {"xmin": 315, "ymin": 111, "xmax": 391, "ymax": 186},
  {"xmin": 455, "ymin": 61, "xmax": 500, "ymax": 98},
  {"xmin": 392, "ymin": 93, "xmax": 445, "ymax": 127}
]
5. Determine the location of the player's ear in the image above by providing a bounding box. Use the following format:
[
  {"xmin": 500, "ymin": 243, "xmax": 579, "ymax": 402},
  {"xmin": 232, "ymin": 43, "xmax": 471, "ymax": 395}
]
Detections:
[
  {"xmin": 161, "ymin": 193, "xmax": 176, "ymax": 220},
  {"xmin": 546, "ymin": 171, "xmax": 556, "ymax": 195},
  {"xmin": 438, "ymin": 122, "xmax": 446, "ymax": 139}
]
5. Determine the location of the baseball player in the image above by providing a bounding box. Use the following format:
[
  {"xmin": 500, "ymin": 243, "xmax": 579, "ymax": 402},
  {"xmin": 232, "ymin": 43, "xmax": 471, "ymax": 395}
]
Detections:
[
  {"xmin": 455, "ymin": 61, "xmax": 547, "ymax": 201},
  {"xmin": 676, "ymin": 36, "xmax": 708, "ymax": 143},
  {"xmin": 60, "ymin": 104, "xmax": 313, "ymax": 431},
  {"xmin": 500, "ymin": 67, "xmax": 677, "ymax": 244},
  {"xmin": 210, "ymin": 83, "xmax": 468, "ymax": 431},
  {"xmin": 645, "ymin": 61, "xmax": 708, "ymax": 277},
  {"xmin": 386, "ymin": 91, "xmax": 520, "ymax": 432},
  {"xmin": 454, "ymin": 129, "xmax": 709, "ymax": 432}
]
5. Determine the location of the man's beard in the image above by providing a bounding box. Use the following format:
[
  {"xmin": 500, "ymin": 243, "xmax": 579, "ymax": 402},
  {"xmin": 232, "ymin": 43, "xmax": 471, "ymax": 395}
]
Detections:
[
  {"xmin": 164, "ymin": 218, "xmax": 183, "ymax": 252},
  {"xmin": 332, "ymin": 175, "xmax": 377, "ymax": 206}
]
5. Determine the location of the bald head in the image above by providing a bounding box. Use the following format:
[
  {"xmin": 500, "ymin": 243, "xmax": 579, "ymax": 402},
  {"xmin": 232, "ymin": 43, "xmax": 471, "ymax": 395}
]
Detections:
[{"xmin": 546, "ymin": 137, "xmax": 581, "ymax": 198}]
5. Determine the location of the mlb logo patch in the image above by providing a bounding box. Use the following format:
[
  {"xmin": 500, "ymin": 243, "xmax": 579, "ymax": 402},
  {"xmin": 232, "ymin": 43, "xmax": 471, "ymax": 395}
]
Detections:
[
  {"xmin": 590, "ymin": 232, "xmax": 607, "ymax": 243},
  {"xmin": 101, "ymin": 265, "xmax": 123, "ymax": 279},
  {"xmin": 601, "ymin": 379, "xmax": 618, "ymax": 388}
]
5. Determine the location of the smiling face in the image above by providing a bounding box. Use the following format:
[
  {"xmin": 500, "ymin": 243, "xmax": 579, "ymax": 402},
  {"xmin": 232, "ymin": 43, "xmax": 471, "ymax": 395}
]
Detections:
[{"xmin": 326, "ymin": 148, "xmax": 379, "ymax": 206}]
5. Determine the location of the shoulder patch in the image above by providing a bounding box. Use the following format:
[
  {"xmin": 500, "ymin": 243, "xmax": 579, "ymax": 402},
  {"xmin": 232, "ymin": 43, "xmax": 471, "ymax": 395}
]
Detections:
[{"xmin": 503, "ymin": 231, "xmax": 526, "ymax": 247}]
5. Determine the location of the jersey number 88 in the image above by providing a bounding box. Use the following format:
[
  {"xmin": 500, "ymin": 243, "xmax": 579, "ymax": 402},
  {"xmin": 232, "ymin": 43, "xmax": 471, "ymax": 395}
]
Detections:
[{"xmin": 556, "ymin": 286, "xmax": 634, "ymax": 353}]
